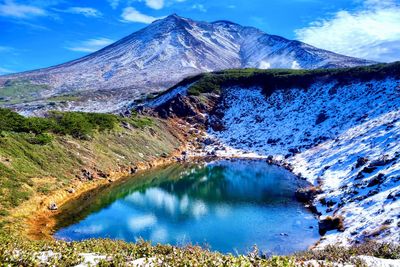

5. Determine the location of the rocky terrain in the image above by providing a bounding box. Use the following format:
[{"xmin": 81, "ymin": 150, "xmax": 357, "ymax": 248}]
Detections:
[
  {"xmin": 0, "ymin": 14, "xmax": 374, "ymax": 116},
  {"xmin": 141, "ymin": 62, "xmax": 400, "ymax": 248}
]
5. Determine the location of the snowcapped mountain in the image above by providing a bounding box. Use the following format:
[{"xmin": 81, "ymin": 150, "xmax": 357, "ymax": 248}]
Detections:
[{"xmin": 0, "ymin": 14, "xmax": 374, "ymax": 114}]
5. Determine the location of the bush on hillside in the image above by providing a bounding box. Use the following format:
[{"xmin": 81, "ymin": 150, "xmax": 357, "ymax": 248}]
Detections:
[
  {"xmin": 28, "ymin": 133, "xmax": 54, "ymax": 145},
  {"xmin": 0, "ymin": 108, "xmax": 119, "ymax": 139}
]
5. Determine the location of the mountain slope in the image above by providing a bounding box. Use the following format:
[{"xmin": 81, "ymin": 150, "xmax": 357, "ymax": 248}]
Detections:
[
  {"xmin": 143, "ymin": 62, "xmax": 400, "ymax": 247},
  {"xmin": 0, "ymin": 14, "xmax": 374, "ymax": 115}
]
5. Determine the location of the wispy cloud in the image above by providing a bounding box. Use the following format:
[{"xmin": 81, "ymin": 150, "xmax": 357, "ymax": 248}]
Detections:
[
  {"xmin": 0, "ymin": 45, "xmax": 13, "ymax": 52},
  {"xmin": 109, "ymin": 0, "xmax": 186, "ymax": 10},
  {"xmin": 0, "ymin": 67, "xmax": 14, "ymax": 75},
  {"xmin": 57, "ymin": 7, "xmax": 102, "ymax": 17},
  {"xmin": 107, "ymin": 0, "xmax": 120, "ymax": 9},
  {"xmin": 192, "ymin": 4, "xmax": 206, "ymax": 12},
  {"xmin": 295, "ymin": 0, "xmax": 400, "ymax": 62},
  {"xmin": 66, "ymin": 38, "xmax": 114, "ymax": 53},
  {"xmin": 121, "ymin": 7, "xmax": 163, "ymax": 24},
  {"xmin": 0, "ymin": 0, "xmax": 47, "ymax": 18}
]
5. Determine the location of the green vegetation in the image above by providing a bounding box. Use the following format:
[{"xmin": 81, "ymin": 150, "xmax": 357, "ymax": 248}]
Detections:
[
  {"xmin": 0, "ymin": 233, "xmax": 398, "ymax": 266},
  {"xmin": 0, "ymin": 109, "xmax": 178, "ymax": 213},
  {"xmin": 0, "ymin": 80, "xmax": 49, "ymax": 104},
  {"xmin": 45, "ymin": 95, "xmax": 80, "ymax": 102},
  {"xmin": 0, "ymin": 108, "xmax": 156, "ymax": 139},
  {"xmin": 175, "ymin": 62, "xmax": 400, "ymax": 96},
  {"xmin": 0, "ymin": 108, "xmax": 119, "ymax": 139},
  {"xmin": 126, "ymin": 112, "xmax": 154, "ymax": 128}
]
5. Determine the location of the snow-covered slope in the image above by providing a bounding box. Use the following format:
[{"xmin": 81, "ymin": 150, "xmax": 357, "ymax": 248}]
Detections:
[
  {"xmin": 0, "ymin": 14, "xmax": 373, "ymax": 114},
  {"xmin": 202, "ymin": 78, "xmax": 400, "ymax": 246}
]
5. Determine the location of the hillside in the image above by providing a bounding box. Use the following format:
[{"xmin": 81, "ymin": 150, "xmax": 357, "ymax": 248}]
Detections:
[
  {"xmin": 0, "ymin": 110, "xmax": 184, "ymax": 239},
  {"xmin": 143, "ymin": 62, "xmax": 400, "ymax": 247},
  {"xmin": 0, "ymin": 14, "xmax": 374, "ymax": 116}
]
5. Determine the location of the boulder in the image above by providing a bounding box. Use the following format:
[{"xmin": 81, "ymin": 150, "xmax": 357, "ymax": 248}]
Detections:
[
  {"xmin": 355, "ymin": 157, "xmax": 369, "ymax": 168},
  {"xmin": 316, "ymin": 111, "xmax": 328, "ymax": 125},
  {"xmin": 295, "ymin": 187, "xmax": 321, "ymax": 203},
  {"xmin": 319, "ymin": 216, "xmax": 344, "ymax": 235},
  {"xmin": 367, "ymin": 173, "xmax": 384, "ymax": 187},
  {"xmin": 361, "ymin": 166, "xmax": 377, "ymax": 174}
]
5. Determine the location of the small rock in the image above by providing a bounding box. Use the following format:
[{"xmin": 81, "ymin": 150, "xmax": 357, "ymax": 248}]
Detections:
[
  {"xmin": 367, "ymin": 174, "xmax": 384, "ymax": 187},
  {"xmin": 66, "ymin": 188, "xmax": 75, "ymax": 194},
  {"xmin": 295, "ymin": 187, "xmax": 321, "ymax": 203},
  {"xmin": 203, "ymin": 138, "xmax": 214, "ymax": 146},
  {"xmin": 355, "ymin": 172, "xmax": 365, "ymax": 180},
  {"xmin": 315, "ymin": 111, "xmax": 328, "ymax": 125},
  {"xmin": 383, "ymin": 219, "xmax": 394, "ymax": 225},
  {"xmin": 367, "ymin": 189, "xmax": 379, "ymax": 197},
  {"xmin": 362, "ymin": 166, "xmax": 377, "ymax": 174},
  {"xmin": 48, "ymin": 202, "xmax": 58, "ymax": 211},
  {"xmin": 130, "ymin": 167, "xmax": 138, "ymax": 174},
  {"xmin": 288, "ymin": 147, "xmax": 300, "ymax": 154}
]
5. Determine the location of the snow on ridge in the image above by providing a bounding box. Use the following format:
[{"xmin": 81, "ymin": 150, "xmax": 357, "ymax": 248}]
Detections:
[
  {"xmin": 145, "ymin": 84, "xmax": 190, "ymax": 108},
  {"xmin": 206, "ymin": 78, "xmax": 400, "ymax": 246}
]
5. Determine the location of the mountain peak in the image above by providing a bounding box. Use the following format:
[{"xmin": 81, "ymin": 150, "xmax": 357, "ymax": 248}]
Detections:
[
  {"xmin": 157, "ymin": 13, "xmax": 187, "ymax": 23},
  {"xmin": 167, "ymin": 13, "xmax": 181, "ymax": 19}
]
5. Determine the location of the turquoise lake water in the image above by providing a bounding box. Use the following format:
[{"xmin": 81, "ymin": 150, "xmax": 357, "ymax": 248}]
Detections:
[{"xmin": 54, "ymin": 160, "xmax": 319, "ymax": 254}]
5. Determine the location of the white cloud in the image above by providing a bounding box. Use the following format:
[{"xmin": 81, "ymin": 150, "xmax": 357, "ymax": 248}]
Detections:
[
  {"xmin": 66, "ymin": 38, "xmax": 114, "ymax": 53},
  {"xmin": 0, "ymin": 0, "xmax": 46, "ymax": 18},
  {"xmin": 110, "ymin": 0, "xmax": 185, "ymax": 10},
  {"xmin": 259, "ymin": 61, "xmax": 271, "ymax": 69},
  {"xmin": 63, "ymin": 7, "xmax": 102, "ymax": 17},
  {"xmin": 146, "ymin": 0, "xmax": 164, "ymax": 10},
  {"xmin": 295, "ymin": 0, "xmax": 400, "ymax": 62},
  {"xmin": 127, "ymin": 214, "xmax": 157, "ymax": 231},
  {"xmin": 121, "ymin": 7, "xmax": 163, "ymax": 24},
  {"xmin": 291, "ymin": 60, "xmax": 301, "ymax": 70}
]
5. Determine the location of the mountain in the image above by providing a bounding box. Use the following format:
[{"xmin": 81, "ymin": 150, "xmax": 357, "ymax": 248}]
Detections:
[{"xmin": 0, "ymin": 14, "xmax": 374, "ymax": 115}]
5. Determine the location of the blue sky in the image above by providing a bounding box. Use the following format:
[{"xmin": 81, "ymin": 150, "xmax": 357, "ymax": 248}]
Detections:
[{"xmin": 0, "ymin": 0, "xmax": 399, "ymax": 74}]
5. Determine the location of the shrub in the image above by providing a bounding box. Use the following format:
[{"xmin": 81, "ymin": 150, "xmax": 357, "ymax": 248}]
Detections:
[
  {"xmin": 28, "ymin": 133, "xmax": 53, "ymax": 145},
  {"xmin": 0, "ymin": 108, "xmax": 25, "ymax": 132},
  {"xmin": 49, "ymin": 112, "xmax": 94, "ymax": 139},
  {"xmin": 23, "ymin": 117, "xmax": 55, "ymax": 134},
  {"xmin": 0, "ymin": 108, "xmax": 119, "ymax": 139}
]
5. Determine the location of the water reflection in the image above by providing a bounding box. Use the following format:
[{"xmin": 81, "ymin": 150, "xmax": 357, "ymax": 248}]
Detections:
[{"xmin": 55, "ymin": 160, "xmax": 319, "ymax": 254}]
